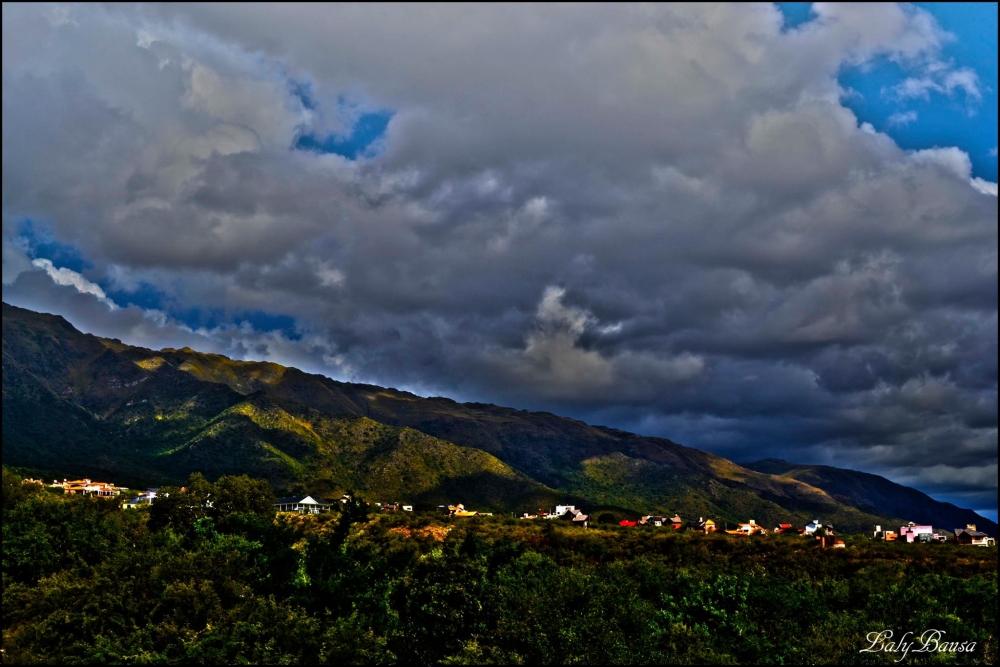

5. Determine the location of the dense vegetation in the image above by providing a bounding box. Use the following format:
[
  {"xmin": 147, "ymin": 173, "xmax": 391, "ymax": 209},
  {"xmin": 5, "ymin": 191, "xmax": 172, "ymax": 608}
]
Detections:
[
  {"xmin": 5, "ymin": 302, "xmax": 995, "ymax": 535},
  {"xmin": 3, "ymin": 469, "xmax": 995, "ymax": 664}
]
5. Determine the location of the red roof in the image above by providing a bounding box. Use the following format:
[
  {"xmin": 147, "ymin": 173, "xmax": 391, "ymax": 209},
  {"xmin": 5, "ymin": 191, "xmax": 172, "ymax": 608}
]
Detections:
[{"xmin": 619, "ymin": 520, "xmax": 637, "ymax": 527}]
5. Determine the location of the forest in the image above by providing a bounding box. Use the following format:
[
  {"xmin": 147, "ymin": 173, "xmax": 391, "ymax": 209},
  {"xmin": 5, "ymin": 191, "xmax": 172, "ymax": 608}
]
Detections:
[{"xmin": 2, "ymin": 468, "xmax": 996, "ymax": 665}]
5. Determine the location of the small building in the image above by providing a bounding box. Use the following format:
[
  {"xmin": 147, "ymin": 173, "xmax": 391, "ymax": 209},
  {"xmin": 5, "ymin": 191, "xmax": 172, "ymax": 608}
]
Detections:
[
  {"xmin": 619, "ymin": 519, "xmax": 637, "ymax": 527},
  {"xmin": 773, "ymin": 523, "xmax": 793, "ymax": 534},
  {"xmin": 274, "ymin": 495, "xmax": 333, "ymax": 514},
  {"xmin": 726, "ymin": 519, "xmax": 766, "ymax": 536},
  {"xmin": 884, "ymin": 531, "xmax": 898, "ymax": 541},
  {"xmin": 122, "ymin": 488, "xmax": 159, "ymax": 510},
  {"xmin": 701, "ymin": 518, "xmax": 717, "ymax": 533},
  {"xmin": 832, "ymin": 539, "xmax": 846, "ymax": 548},
  {"xmin": 641, "ymin": 515, "xmax": 667, "ymax": 527},
  {"xmin": 669, "ymin": 514, "xmax": 683, "ymax": 529},
  {"xmin": 561, "ymin": 508, "xmax": 589, "ymax": 527},
  {"xmin": 803, "ymin": 519, "xmax": 823, "ymax": 535},
  {"xmin": 899, "ymin": 522, "xmax": 934, "ymax": 543},
  {"xmin": 441, "ymin": 503, "xmax": 478, "ymax": 517},
  {"xmin": 954, "ymin": 524, "xmax": 994, "ymax": 547},
  {"xmin": 382, "ymin": 502, "xmax": 412, "ymax": 512}
]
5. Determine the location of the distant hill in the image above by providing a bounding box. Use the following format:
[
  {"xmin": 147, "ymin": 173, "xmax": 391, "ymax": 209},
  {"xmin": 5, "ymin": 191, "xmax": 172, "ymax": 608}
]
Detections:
[
  {"xmin": 743, "ymin": 459, "xmax": 996, "ymax": 536},
  {"xmin": 3, "ymin": 302, "xmax": 993, "ymax": 534}
]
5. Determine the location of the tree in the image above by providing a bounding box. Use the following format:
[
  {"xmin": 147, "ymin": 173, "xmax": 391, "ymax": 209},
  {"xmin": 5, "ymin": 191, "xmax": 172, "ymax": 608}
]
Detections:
[
  {"xmin": 148, "ymin": 472, "xmax": 214, "ymax": 531},
  {"xmin": 2, "ymin": 467, "xmax": 42, "ymax": 512},
  {"xmin": 213, "ymin": 474, "xmax": 276, "ymax": 519}
]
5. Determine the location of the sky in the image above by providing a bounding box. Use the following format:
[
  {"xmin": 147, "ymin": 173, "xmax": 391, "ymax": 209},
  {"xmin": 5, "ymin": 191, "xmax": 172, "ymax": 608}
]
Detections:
[{"xmin": 2, "ymin": 3, "xmax": 997, "ymax": 521}]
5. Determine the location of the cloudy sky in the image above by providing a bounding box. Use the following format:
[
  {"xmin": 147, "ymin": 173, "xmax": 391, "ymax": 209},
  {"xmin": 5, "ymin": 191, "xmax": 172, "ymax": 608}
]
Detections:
[{"xmin": 3, "ymin": 3, "xmax": 997, "ymax": 519}]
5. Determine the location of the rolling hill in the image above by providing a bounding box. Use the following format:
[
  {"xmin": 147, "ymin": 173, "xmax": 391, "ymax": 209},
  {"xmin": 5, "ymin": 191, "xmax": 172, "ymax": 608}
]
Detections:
[{"xmin": 3, "ymin": 302, "xmax": 994, "ymax": 534}]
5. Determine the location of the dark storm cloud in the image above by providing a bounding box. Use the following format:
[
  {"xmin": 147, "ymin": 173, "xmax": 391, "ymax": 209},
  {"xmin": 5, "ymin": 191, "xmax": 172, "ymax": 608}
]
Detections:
[{"xmin": 2, "ymin": 3, "xmax": 996, "ymax": 511}]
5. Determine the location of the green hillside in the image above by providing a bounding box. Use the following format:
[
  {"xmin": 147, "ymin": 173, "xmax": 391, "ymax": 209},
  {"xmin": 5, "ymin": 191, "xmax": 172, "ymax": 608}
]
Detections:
[{"xmin": 3, "ymin": 302, "xmax": 993, "ymax": 533}]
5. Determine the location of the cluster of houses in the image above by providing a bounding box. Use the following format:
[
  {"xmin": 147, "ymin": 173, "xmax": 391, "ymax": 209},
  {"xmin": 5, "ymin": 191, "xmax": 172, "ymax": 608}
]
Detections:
[
  {"xmin": 26, "ymin": 477, "xmax": 124, "ymax": 497},
  {"xmin": 260, "ymin": 489, "xmax": 996, "ymax": 549},
  {"xmin": 43, "ymin": 475, "xmax": 984, "ymax": 548},
  {"xmin": 874, "ymin": 522, "xmax": 995, "ymax": 547},
  {"xmin": 376, "ymin": 502, "xmax": 414, "ymax": 512},
  {"xmin": 520, "ymin": 505, "xmax": 590, "ymax": 526}
]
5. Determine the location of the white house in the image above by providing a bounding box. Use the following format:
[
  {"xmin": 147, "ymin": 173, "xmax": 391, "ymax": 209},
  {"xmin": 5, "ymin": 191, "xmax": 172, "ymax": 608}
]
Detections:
[
  {"xmin": 804, "ymin": 519, "xmax": 823, "ymax": 535},
  {"xmin": 274, "ymin": 495, "xmax": 333, "ymax": 514}
]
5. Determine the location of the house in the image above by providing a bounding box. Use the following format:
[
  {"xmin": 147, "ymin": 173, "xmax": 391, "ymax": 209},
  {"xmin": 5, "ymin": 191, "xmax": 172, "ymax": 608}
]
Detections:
[
  {"xmin": 773, "ymin": 523, "xmax": 793, "ymax": 534},
  {"xmin": 640, "ymin": 515, "xmax": 667, "ymax": 527},
  {"xmin": 21, "ymin": 478, "xmax": 44, "ymax": 485},
  {"xmin": 684, "ymin": 517, "xmax": 716, "ymax": 533},
  {"xmin": 669, "ymin": 514, "xmax": 683, "ymax": 529},
  {"xmin": 884, "ymin": 531, "xmax": 898, "ymax": 541},
  {"xmin": 441, "ymin": 503, "xmax": 478, "ymax": 517},
  {"xmin": 619, "ymin": 519, "xmax": 637, "ymax": 527},
  {"xmin": 544, "ymin": 505, "xmax": 587, "ymax": 526},
  {"xmin": 122, "ymin": 496, "xmax": 146, "ymax": 510},
  {"xmin": 57, "ymin": 479, "xmax": 121, "ymax": 497},
  {"xmin": 899, "ymin": 522, "xmax": 934, "ymax": 543},
  {"xmin": 273, "ymin": 495, "xmax": 333, "ymax": 514},
  {"xmin": 872, "ymin": 525, "xmax": 883, "ymax": 539},
  {"xmin": 122, "ymin": 488, "xmax": 159, "ymax": 510},
  {"xmin": 382, "ymin": 502, "xmax": 412, "ymax": 512},
  {"xmin": 559, "ymin": 508, "xmax": 588, "ymax": 527},
  {"xmin": 832, "ymin": 539, "xmax": 846, "ymax": 548},
  {"xmin": 726, "ymin": 519, "xmax": 766, "ymax": 536},
  {"xmin": 803, "ymin": 519, "xmax": 823, "ymax": 535},
  {"xmin": 954, "ymin": 524, "xmax": 994, "ymax": 547}
]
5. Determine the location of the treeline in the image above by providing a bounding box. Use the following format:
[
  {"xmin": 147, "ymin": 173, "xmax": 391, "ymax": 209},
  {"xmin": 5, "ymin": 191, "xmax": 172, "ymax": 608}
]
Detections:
[{"xmin": 2, "ymin": 469, "xmax": 996, "ymax": 664}]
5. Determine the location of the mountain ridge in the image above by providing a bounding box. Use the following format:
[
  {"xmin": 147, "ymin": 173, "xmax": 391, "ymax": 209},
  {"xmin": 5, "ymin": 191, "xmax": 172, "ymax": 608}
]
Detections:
[{"xmin": 3, "ymin": 301, "xmax": 994, "ymax": 534}]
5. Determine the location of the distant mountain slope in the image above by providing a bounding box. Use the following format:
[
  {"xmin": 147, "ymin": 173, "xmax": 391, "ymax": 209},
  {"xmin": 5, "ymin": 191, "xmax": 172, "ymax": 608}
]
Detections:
[
  {"xmin": 4, "ymin": 302, "xmax": 993, "ymax": 533},
  {"xmin": 743, "ymin": 459, "xmax": 997, "ymax": 536}
]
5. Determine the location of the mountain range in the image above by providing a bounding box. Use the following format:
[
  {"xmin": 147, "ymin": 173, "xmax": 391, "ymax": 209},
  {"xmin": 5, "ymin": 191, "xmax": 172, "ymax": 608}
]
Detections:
[{"xmin": 3, "ymin": 302, "xmax": 994, "ymax": 535}]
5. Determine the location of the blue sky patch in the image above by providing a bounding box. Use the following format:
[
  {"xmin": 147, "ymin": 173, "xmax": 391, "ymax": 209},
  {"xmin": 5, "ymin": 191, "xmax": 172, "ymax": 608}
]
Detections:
[
  {"xmin": 103, "ymin": 281, "xmax": 168, "ymax": 312},
  {"xmin": 776, "ymin": 2, "xmax": 998, "ymax": 181},
  {"xmin": 775, "ymin": 2, "xmax": 814, "ymax": 31},
  {"xmin": 296, "ymin": 108, "xmax": 393, "ymax": 160},
  {"xmin": 168, "ymin": 305, "xmax": 300, "ymax": 340},
  {"xmin": 17, "ymin": 220, "xmax": 92, "ymax": 274}
]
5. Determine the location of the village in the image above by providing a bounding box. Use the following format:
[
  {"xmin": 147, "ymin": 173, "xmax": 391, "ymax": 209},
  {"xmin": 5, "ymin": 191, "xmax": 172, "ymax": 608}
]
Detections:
[{"xmin": 21, "ymin": 477, "xmax": 997, "ymax": 547}]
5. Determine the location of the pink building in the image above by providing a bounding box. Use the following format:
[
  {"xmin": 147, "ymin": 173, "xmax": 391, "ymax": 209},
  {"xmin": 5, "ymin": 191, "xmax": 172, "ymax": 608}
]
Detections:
[{"xmin": 898, "ymin": 522, "xmax": 933, "ymax": 543}]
